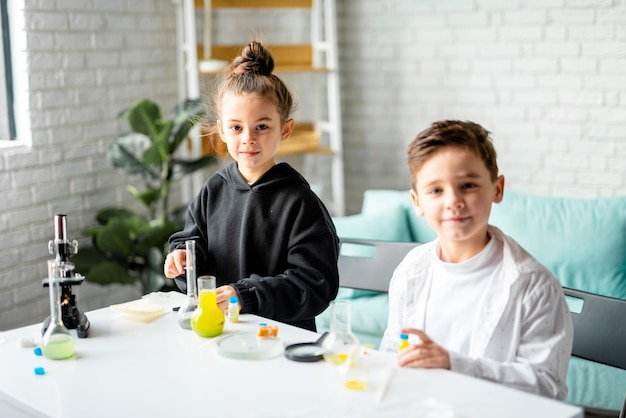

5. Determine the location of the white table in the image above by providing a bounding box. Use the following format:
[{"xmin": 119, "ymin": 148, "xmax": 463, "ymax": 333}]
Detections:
[{"xmin": 0, "ymin": 294, "xmax": 583, "ymax": 418}]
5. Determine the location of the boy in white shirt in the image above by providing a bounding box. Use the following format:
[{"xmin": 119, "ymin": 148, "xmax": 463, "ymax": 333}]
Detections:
[{"xmin": 380, "ymin": 120, "xmax": 573, "ymax": 400}]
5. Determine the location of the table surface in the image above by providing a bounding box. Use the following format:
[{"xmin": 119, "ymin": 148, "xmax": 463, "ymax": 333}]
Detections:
[{"xmin": 0, "ymin": 292, "xmax": 583, "ymax": 418}]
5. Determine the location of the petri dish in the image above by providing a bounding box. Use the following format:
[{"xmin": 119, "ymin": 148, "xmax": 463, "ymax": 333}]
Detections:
[{"xmin": 215, "ymin": 332, "xmax": 284, "ymax": 360}]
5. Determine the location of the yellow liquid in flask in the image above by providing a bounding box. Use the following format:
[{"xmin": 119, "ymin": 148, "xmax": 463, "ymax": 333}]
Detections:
[{"xmin": 191, "ymin": 289, "xmax": 224, "ymax": 338}]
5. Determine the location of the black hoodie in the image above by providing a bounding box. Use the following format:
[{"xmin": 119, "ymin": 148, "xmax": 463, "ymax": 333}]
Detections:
[{"xmin": 169, "ymin": 162, "xmax": 340, "ymax": 331}]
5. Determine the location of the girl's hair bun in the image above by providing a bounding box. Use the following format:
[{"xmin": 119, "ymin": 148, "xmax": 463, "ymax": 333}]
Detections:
[{"xmin": 231, "ymin": 41, "xmax": 274, "ymax": 76}]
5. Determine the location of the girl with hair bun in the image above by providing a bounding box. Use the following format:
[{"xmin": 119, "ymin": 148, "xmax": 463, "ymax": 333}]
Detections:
[{"xmin": 164, "ymin": 41, "xmax": 339, "ymax": 331}]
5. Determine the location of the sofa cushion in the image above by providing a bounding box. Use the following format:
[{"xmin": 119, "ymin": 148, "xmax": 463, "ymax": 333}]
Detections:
[
  {"xmin": 489, "ymin": 190, "xmax": 626, "ymax": 299},
  {"xmin": 332, "ymin": 207, "xmax": 412, "ymax": 243},
  {"xmin": 360, "ymin": 189, "xmax": 437, "ymax": 242},
  {"xmin": 566, "ymin": 357, "xmax": 626, "ymax": 412}
]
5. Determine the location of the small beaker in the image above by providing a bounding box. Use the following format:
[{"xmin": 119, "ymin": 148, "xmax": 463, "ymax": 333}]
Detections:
[
  {"xmin": 339, "ymin": 345, "xmax": 370, "ymax": 390},
  {"xmin": 178, "ymin": 240, "xmax": 198, "ymax": 329},
  {"xmin": 191, "ymin": 276, "xmax": 224, "ymax": 338},
  {"xmin": 42, "ymin": 260, "xmax": 75, "ymax": 360}
]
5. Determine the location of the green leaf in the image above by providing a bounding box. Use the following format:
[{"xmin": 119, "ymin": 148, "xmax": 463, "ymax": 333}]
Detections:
[
  {"xmin": 170, "ymin": 99, "xmax": 207, "ymax": 153},
  {"xmin": 71, "ymin": 246, "xmax": 108, "ymax": 275},
  {"xmin": 96, "ymin": 207, "xmax": 138, "ymax": 225},
  {"xmin": 141, "ymin": 268, "xmax": 166, "ymax": 293},
  {"xmin": 85, "ymin": 261, "xmax": 137, "ymax": 286},
  {"xmin": 143, "ymin": 120, "xmax": 174, "ymax": 164},
  {"xmin": 95, "ymin": 218, "xmax": 135, "ymax": 257},
  {"xmin": 172, "ymin": 155, "xmax": 218, "ymax": 181},
  {"xmin": 135, "ymin": 220, "xmax": 180, "ymax": 255},
  {"xmin": 127, "ymin": 185, "xmax": 160, "ymax": 208},
  {"xmin": 127, "ymin": 99, "xmax": 162, "ymax": 141},
  {"xmin": 108, "ymin": 133, "xmax": 159, "ymax": 178}
]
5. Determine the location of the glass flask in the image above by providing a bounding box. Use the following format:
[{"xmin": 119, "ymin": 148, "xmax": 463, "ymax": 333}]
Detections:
[
  {"xmin": 178, "ymin": 240, "xmax": 198, "ymax": 329},
  {"xmin": 321, "ymin": 300, "xmax": 368, "ymax": 390},
  {"xmin": 191, "ymin": 275, "xmax": 224, "ymax": 338},
  {"xmin": 42, "ymin": 260, "xmax": 75, "ymax": 360}
]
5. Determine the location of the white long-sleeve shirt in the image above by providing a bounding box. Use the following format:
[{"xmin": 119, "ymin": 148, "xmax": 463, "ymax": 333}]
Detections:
[{"xmin": 380, "ymin": 226, "xmax": 573, "ymax": 400}]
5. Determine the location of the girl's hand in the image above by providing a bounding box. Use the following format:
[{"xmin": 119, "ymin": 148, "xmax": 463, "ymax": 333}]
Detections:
[
  {"xmin": 397, "ymin": 328, "xmax": 451, "ymax": 370},
  {"xmin": 216, "ymin": 285, "xmax": 239, "ymax": 312},
  {"xmin": 164, "ymin": 250, "xmax": 186, "ymax": 278}
]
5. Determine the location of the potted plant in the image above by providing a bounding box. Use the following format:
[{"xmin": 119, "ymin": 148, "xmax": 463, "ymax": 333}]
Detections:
[{"xmin": 72, "ymin": 98, "xmax": 217, "ymax": 293}]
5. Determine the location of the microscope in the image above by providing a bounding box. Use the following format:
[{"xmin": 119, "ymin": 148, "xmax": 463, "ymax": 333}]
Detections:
[{"xmin": 42, "ymin": 214, "xmax": 90, "ymax": 338}]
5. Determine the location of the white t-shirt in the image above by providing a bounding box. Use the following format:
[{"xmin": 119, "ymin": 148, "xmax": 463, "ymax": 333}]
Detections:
[{"xmin": 424, "ymin": 237, "xmax": 502, "ymax": 355}]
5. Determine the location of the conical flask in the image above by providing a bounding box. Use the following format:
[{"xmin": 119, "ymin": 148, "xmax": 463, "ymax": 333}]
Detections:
[
  {"xmin": 42, "ymin": 260, "xmax": 75, "ymax": 360},
  {"xmin": 322, "ymin": 300, "xmax": 360, "ymax": 364},
  {"xmin": 191, "ymin": 275, "xmax": 224, "ymax": 338},
  {"xmin": 322, "ymin": 300, "xmax": 368, "ymax": 390},
  {"xmin": 178, "ymin": 240, "xmax": 198, "ymax": 329}
]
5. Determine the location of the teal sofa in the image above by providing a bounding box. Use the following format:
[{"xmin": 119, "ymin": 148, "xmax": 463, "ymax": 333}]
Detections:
[{"xmin": 316, "ymin": 189, "xmax": 626, "ymax": 413}]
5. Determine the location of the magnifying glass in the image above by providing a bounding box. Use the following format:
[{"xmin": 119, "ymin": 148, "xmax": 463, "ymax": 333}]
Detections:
[{"xmin": 284, "ymin": 332, "xmax": 329, "ymax": 362}]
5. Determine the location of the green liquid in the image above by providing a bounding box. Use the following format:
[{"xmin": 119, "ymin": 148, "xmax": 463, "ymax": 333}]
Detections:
[
  {"xmin": 42, "ymin": 334, "xmax": 75, "ymax": 360},
  {"xmin": 178, "ymin": 317, "xmax": 192, "ymax": 329}
]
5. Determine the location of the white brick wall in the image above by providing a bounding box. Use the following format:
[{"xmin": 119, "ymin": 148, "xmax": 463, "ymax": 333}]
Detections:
[
  {"xmin": 337, "ymin": 0, "xmax": 626, "ymax": 209},
  {"xmin": 1, "ymin": 0, "xmax": 625, "ymax": 331},
  {"xmin": 0, "ymin": 0, "xmax": 175, "ymax": 331}
]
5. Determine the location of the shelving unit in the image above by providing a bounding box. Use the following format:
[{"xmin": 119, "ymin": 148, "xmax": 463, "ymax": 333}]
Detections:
[{"xmin": 175, "ymin": 0, "xmax": 345, "ymax": 215}]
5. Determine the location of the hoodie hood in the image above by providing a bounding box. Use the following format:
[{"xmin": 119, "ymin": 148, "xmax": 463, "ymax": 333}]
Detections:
[{"xmin": 217, "ymin": 162, "xmax": 310, "ymax": 192}]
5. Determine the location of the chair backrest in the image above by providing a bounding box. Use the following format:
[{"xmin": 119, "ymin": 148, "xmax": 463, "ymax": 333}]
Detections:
[
  {"xmin": 337, "ymin": 239, "xmax": 419, "ymax": 292},
  {"xmin": 563, "ymin": 287, "xmax": 626, "ymax": 370}
]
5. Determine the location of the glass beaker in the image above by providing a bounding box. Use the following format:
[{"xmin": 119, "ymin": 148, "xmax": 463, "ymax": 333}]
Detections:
[
  {"xmin": 191, "ymin": 275, "xmax": 224, "ymax": 338},
  {"xmin": 322, "ymin": 300, "xmax": 367, "ymax": 390},
  {"xmin": 178, "ymin": 240, "xmax": 198, "ymax": 329},
  {"xmin": 42, "ymin": 260, "xmax": 75, "ymax": 360}
]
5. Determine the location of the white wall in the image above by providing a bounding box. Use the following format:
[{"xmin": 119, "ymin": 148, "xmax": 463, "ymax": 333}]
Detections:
[
  {"xmin": 0, "ymin": 0, "xmax": 178, "ymax": 330},
  {"xmin": 1, "ymin": 0, "xmax": 625, "ymax": 331},
  {"xmin": 338, "ymin": 0, "xmax": 626, "ymax": 213}
]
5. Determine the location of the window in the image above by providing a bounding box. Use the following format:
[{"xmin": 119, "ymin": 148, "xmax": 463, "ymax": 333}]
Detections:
[{"xmin": 0, "ymin": 0, "xmax": 15, "ymax": 141}]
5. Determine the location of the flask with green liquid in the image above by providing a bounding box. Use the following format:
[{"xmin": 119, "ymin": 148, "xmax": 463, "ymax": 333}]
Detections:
[
  {"xmin": 191, "ymin": 276, "xmax": 224, "ymax": 338},
  {"xmin": 42, "ymin": 260, "xmax": 75, "ymax": 360}
]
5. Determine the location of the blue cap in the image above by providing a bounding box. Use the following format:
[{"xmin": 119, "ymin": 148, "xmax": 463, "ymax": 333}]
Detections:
[
  {"xmin": 34, "ymin": 367, "xmax": 45, "ymax": 375},
  {"xmin": 400, "ymin": 333, "xmax": 409, "ymax": 340},
  {"xmin": 229, "ymin": 296, "xmax": 238, "ymax": 303},
  {"xmin": 33, "ymin": 347, "xmax": 43, "ymax": 356}
]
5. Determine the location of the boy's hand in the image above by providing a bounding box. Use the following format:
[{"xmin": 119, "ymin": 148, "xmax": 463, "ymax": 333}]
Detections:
[
  {"xmin": 164, "ymin": 249, "xmax": 186, "ymax": 278},
  {"xmin": 397, "ymin": 328, "xmax": 451, "ymax": 370}
]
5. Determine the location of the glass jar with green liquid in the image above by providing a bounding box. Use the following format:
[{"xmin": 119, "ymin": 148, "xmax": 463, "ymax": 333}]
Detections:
[
  {"xmin": 42, "ymin": 260, "xmax": 75, "ymax": 360},
  {"xmin": 191, "ymin": 276, "xmax": 224, "ymax": 338}
]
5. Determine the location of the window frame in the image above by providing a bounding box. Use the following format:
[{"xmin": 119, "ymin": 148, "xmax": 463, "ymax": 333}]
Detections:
[{"xmin": 0, "ymin": 0, "xmax": 16, "ymax": 141}]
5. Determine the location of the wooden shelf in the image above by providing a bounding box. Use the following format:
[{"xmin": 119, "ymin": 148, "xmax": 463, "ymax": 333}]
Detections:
[
  {"xmin": 196, "ymin": 45, "xmax": 329, "ymax": 75},
  {"xmin": 195, "ymin": 0, "xmax": 312, "ymax": 9},
  {"xmin": 199, "ymin": 122, "xmax": 332, "ymax": 158},
  {"xmin": 180, "ymin": 0, "xmax": 345, "ymax": 213}
]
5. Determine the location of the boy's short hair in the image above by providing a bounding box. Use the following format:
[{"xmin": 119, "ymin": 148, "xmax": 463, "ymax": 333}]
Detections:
[{"xmin": 407, "ymin": 120, "xmax": 499, "ymax": 189}]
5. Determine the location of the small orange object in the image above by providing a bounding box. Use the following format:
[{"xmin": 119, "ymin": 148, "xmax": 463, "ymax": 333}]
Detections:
[{"xmin": 257, "ymin": 324, "xmax": 278, "ymax": 337}]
